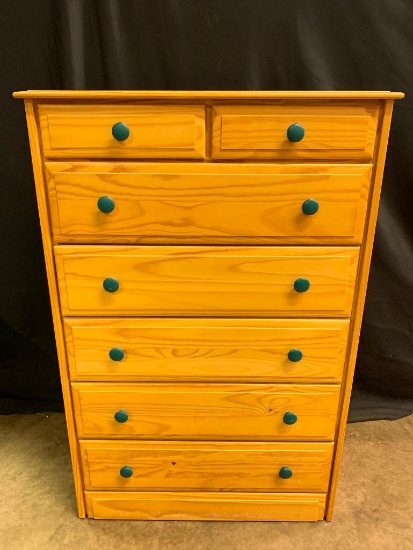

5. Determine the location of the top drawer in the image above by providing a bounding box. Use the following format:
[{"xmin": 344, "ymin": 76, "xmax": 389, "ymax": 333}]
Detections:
[
  {"xmin": 212, "ymin": 104, "xmax": 379, "ymax": 160},
  {"xmin": 38, "ymin": 104, "xmax": 206, "ymax": 159}
]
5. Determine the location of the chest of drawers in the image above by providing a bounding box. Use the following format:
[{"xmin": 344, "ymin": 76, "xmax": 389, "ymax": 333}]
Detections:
[{"xmin": 14, "ymin": 90, "xmax": 403, "ymax": 521}]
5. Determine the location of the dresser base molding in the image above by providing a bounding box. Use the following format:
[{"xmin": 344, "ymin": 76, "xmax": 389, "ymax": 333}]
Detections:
[{"xmin": 85, "ymin": 491, "xmax": 327, "ymax": 521}]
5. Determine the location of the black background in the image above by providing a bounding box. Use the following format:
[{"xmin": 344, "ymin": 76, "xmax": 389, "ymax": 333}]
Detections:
[{"xmin": 1, "ymin": 1, "xmax": 412, "ymax": 420}]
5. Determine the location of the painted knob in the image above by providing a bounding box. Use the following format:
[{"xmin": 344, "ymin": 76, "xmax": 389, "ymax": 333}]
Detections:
[
  {"xmin": 109, "ymin": 347, "xmax": 125, "ymax": 362},
  {"xmin": 302, "ymin": 199, "xmax": 319, "ymax": 216},
  {"xmin": 114, "ymin": 409, "xmax": 129, "ymax": 423},
  {"xmin": 120, "ymin": 465, "xmax": 133, "ymax": 478},
  {"xmin": 97, "ymin": 196, "xmax": 115, "ymax": 214},
  {"xmin": 288, "ymin": 349, "xmax": 303, "ymax": 362},
  {"xmin": 283, "ymin": 411, "xmax": 298, "ymax": 425},
  {"xmin": 293, "ymin": 277, "xmax": 310, "ymax": 293},
  {"xmin": 112, "ymin": 121, "xmax": 130, "ymax": 141},
  {"xmin": 279, "ymin": 466, "xmax": 293, "ymax": 479},
  {"xmin": 287, "ymin": 123, "xmax": 305, "ymax": 142},
  {"xmin": 103, "ymin": 277, "xmax": 119, "ymax": 293}
]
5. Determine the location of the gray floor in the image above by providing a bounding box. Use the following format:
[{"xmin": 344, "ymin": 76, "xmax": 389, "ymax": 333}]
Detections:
[{"xmin": 1, "ymin": 413, "xmax": 412, "ymax": 550}]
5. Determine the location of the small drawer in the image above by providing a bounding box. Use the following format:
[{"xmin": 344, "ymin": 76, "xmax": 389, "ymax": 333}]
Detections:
[
  {"xmin": 72, "ymin": 382, "xmax": 340, "ymax": 441},
  {"xmin": 212, "ymin": 104, "xmax": 379, "ymax": 159},
  {"xmin": 46, "ymin": 162, "xmax": 372, "ymax": 245},
  {"xmin": 38, "ymin": 104, "xmax": 206, "ymax": 159},
  {"xmin": 85, "ymin": 491, "xmax": 327, "ymax": 521},
  {"xmin": 55, "ymin": 245, "xmax": 359, "ymax": 317},
  {"xmin": 64, "ymin": 318, "xmax": 349, "ymax": 383},
  {"xmin": 80, "ymin": 441, "xmax": 334, "ymax": 492}
]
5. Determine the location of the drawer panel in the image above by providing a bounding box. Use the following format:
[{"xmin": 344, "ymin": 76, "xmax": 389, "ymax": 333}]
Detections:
[
  {"xmin": 80, "ymin": 441, "xmax": 333, "ymax": 492},
  {"xmin": 55, "ymin": 246, "xmax": 359, "ymax": 317},
  {"xmin": 46, "ymin": 163, "xmax": 371, "ymax": 244},
  {"xmin": 65, "ymin": 318, "xmax": 349, "ymax": 383},
  {"xmin": 72, "ymin": 383, "xmax": 340, "ymax": 441},
  {"xmin": 85, "ymin": 491, "xmax": 327, "ymax": 521},
  {"xmin": 212, "ymin": 104, "xmax": 379, "ymax": 159},
  {"xmin": 38, "ymin": 105, "xmax": 206, "ymax": 159}
]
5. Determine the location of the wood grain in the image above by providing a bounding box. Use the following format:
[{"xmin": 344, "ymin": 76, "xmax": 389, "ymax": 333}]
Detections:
[
  {"xmin": 54, "ymin": 245, "xmax": 359, "ymax": 317},
  {"xmin": 85, "ymin": 491, "xmax": 327, "ymax": 521},
  {"xmin": 71, "ymin": 382, "xmax": 340, "ymax": 441},
  {"xmin": 212, "ymin": 104, "xmax": 379, "ymax": 159},
  {"xmin": 38, "ymin": 104, "xmax": 206, "ymax": 159},
  {"xmin": 46, "ymin": 162, "xmax": 372, "ymax": 244},
  {"xmin": 23, "ymin": 101, "xmax": 86, "ymax": 517},
  {"xmin": 64, "ymin": 317, "xmax": 349, "ymax": 383},
  {"xmin": 13, "ymin": 90, "xmax": 404, "ymax": 99},
  {"xmin": 325, "ymin": 99, "xmax": 397, "ymax": 520},
  {"xmin": 80, "ymin": 440, "xmax": 333, "ymax": 492}
]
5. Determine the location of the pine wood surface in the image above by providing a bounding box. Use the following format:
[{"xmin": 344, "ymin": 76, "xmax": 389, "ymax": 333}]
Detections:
[
  {"xmin": 46, "ymin": 162, "xmax": 372, "ymax": 244},
  {"xmin": 71, "ymin": 382, "xmax": 340, "ymax": 441},
  {"xmin": 212, "ymin": 104, "xmax": 379, "ymax": 159},
  {"xmin": 38, "ymin": 104, "xmax": 206, "ymax": 159},
  {"xmin": 54, "ymin": 245, "xmax": 359, "ymax": 317},
  {"xmin": 80, "ymin": 440, "xmax": 333, "ymax": 492},
  {"xmin": 64, "ymin": 317, "xmax": 349, "ymax": 383}
]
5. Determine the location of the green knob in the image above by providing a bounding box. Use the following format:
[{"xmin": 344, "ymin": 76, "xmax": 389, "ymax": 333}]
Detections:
[
  {"xmin": 288, "ymin": 349, "xmax": 303, "ymax": 362},
  {"xmin": 279, "ymin": 466, "xmax": 293, "ymax": 479},
  {"xmin": 287, "ymin": 123, "xmax": 305, "ymax": 142},
  {"xmin": 114, "ymin": 409, "xmax": 128, "ymax": 423},
  {"xmin": 302, "ymin": 199, "xmax": 319, "ymax": 216},
  {"xmin": 109, "ymin": 347, "xmax": 125, "ymax": 361},
  {"xmin": 120, "ymin": 465, "xmax": 133, "ymax": 478},
  {"xmin": 283, "ymin": 412, "xmax": 298, "ymax": 425},
  {"xmin": 103, "ymin": 277, "xmax": 119, "ymax": 293},
  {"xmin": 97, "ymin": 196, "xmax": 115, "ymax": 214},
  {"xmin": 112, "ymin": 121, "xmax": 130, "ymax": 141},
  {"xmin": 293, "ymin": 277, "xmax": 310, "ymax": 293}
]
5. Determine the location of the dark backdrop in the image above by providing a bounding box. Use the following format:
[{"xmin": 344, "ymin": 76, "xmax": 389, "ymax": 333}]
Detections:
[{"xmin": 1, "ymin": 0, "xmax": 412, "ymax": 420}]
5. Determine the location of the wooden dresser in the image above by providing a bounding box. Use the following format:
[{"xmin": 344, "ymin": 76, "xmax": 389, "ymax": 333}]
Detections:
[{"xmin": 14, "ymin": 90, "xmax": 403, "ymax": 521}]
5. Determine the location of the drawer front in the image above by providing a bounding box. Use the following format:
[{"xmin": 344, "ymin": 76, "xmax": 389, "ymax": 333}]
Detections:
[
  {"xmin": 38, "ymin": 105, "xmax": 206, "ymax": 159},
  {"xmin": 55, "ymin": 246, "xmax": 359, "ymax": 317},
  {"xmin": 72, "ymin": 383, "xmax": 340, "ymax": 440},
  {"xmin": 46, "ymin": 163, "xmax": 371, "ymax": 244},
  {"xmin": 80, "ymin": 441, "xmax": 333, "ymax": 492},
  {"xmin": 65, "ymin": 318, "xmax": 349, "ymax": 383},
  {"xmin": 212, "ymin": 104, "xmax": 379, "ymax": 159},
  {"xmin": 85, "ymin": 491, "xmax": 327, "ymax": 521}
]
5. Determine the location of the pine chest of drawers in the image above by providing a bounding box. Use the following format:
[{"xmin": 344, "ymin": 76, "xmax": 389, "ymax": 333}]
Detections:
[{"xmin": 14, "ymin": 90, "xmax": 403, "ymax": 521}]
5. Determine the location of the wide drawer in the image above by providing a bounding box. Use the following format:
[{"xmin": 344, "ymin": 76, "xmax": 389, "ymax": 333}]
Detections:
[
  {"xmin": 46, "ymin": 162, "xmax": 372, "ymax": 244},
  {"xmin": 85, "ymin": 491, "xmax": 327, "ymax": 521},
  {"xmin": 55, "ymin": 246, "xmax": 359, "ymax": 317},
  {"xmin": 212, "ymin": 104, "xmax": 379, "ymax": 159},
  {"xmin": 80, "ymin": 441, "xmax": 333, "ymax": 492},
  {"xmin": 38, "ymin": 104, "xmax": 206, "ymax": 158},
  {"xmin": 64, "ymin": 318, "xmax": 349, "ymax": 383},
  {"xmin": 71, "ymin": 383, "xmax": 340, "ymax": 440}
]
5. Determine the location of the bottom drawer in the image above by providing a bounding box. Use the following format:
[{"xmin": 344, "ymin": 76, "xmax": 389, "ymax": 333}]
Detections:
[
  {"xmin": 85, "ymin": 491, "xmax": 327, "ymax": 521},
  {"xmin": 80, "ymin": 441, "xmax": 333, "ymax": 492}
]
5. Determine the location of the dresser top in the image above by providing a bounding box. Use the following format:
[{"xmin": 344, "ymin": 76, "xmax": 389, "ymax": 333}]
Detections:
[{"xmin": 13, "ymin": 90, "xmax": 404, "ymax": 100}]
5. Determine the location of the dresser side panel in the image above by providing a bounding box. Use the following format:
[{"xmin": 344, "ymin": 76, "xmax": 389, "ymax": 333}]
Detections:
[{"xmin": 23, "ymin": 99, "xmax": 86, "ymax": 517}]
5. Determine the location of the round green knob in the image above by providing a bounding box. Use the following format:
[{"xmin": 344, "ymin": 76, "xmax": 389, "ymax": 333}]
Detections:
[
  {"xmin": 279, "ymin": 466, "xmax": 293, "ymax": 479},
  {"xmin": 293, "ymin": 277, "xmax": 310, "ymax": 293},
  {"xmin": 120, "ymin": 465, "xmax": 133, "ymax": 478},
  {"xmin": 109, "ymin": 347, "xmax": 125, "ymax": 361},
  {"xmin": 287, "ymin": 123, "xmax": 305, "ymax": 142},
  {"xmin": 112, "ymin": 121, "xmax": 130, "ymax": 141},
  {"xmin": 302, "ymin": 199, "xmax": 319, "ymax": 216},
  {"xmin": 114, "ymin": 409, "xmax": 129, "ymax": 423},
  {"xmin": 103, "ymin": 277, "xmax": 119, "ymax": 293},
  {"xmin": 288, "ymin": 349, "xmax": 303, "ymax": 362},
  {"xmin": 283, "ymin": 411, "xmax": 298, "ymax": 425},
  {"xmin": 97, "ymin": 196, "xmax": 115, "ymax": 214}
]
